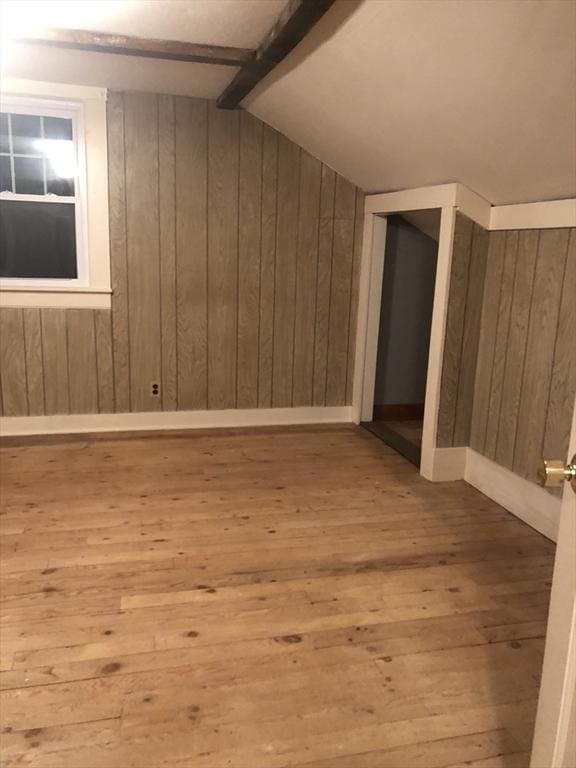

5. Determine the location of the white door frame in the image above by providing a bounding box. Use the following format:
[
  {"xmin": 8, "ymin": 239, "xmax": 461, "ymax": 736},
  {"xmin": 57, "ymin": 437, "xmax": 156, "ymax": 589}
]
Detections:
[{"xmin": 351, "ymin": 183, "xmax": 489, "ymax": 480}]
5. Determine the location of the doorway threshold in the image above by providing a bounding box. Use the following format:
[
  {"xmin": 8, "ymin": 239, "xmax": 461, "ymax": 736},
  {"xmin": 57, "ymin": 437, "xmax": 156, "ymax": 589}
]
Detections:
[{"xmin": 361, "ymin": 420, "xmax": 421, "ymax": 467}]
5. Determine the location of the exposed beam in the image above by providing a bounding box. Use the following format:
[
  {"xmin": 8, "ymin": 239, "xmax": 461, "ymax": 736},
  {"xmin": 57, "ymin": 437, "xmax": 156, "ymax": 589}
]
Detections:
[
  {"xmin": 15, "ymin": 28, "xmax": 254, "ymax": 68},
  {"xmin": 217, "ymin": 0, "xmax": 337, "ymax": 110}
]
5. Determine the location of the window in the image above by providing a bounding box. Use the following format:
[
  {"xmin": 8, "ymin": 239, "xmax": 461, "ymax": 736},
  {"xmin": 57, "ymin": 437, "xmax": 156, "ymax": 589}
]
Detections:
[{"xmin": 0, "ymin": 80, "xmax": 110, "ymax": 309}]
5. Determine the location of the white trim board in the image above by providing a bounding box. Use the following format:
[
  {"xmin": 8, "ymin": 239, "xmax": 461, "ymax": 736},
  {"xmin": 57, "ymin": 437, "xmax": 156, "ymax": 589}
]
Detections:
[{"xmin": 0, "ymin": 407, "xmax": 354, "ymax": 437}]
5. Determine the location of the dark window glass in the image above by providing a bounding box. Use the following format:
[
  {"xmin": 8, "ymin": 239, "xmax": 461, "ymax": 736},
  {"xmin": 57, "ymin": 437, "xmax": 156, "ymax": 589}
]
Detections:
[
  {"xmin": 0, "ymin": 200, "xmax": 77, "ymax": 279},
  {"xmin": 0, "ymin": 156, "xmax": 12, "ymax": 192},
  {"xmin": 43, "ymin": 116, "xmax": 73, "ymax": 141},
  {"xmin": 0, "ymin": 113, "xmax": 9, "ymax": 153},
  {"xmin": 14, "ymin": 156, "xmax": 44, "ymax": 195},
  {"xmin": 10, "ymin": 114, "xmax": 42, "ymax": 155}
]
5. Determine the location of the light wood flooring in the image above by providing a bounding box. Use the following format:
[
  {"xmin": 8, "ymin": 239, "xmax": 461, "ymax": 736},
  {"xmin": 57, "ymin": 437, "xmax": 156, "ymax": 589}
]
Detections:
[{"xmin": 0, "ymin": 425, "xmax": 555, "ymax": 767}]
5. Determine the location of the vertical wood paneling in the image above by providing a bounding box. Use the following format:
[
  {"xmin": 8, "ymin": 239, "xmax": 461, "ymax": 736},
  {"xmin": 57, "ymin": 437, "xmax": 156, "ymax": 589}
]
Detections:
[
  {"xmin": 94, "ymin": 310, "xmax": 115, "ymax": 413},
  {"xmin": 292, "ymin": 150, "xmax": 321, "ymax": 407},
  {"xmin": 124, "ymin": 92, "xmax": 161, "ymax": 412},
  {"xmin": 494, "ymin": 230, "xmax": 539, "ymax": 468},
  {"xmin": 257, "ymin": 126, "xmax": 278, "ymax": 408},
  {"xmin": 207, "ymin": 105, "xmax": 239, "ymax": 410},
  {"xmin": 175, "ymin": 97, "xmax": 208, "ymax": 411},
  {"xmin": 0, "ymin": 309, "xmax": 27, "ymax": 416},
  {"xmin": 107, "ymin": 91, "xmax": 130, "ymax": 413},
  {"xmin": 483, "ymin": 231, "xmax": 518, "ymax": 459},
  {"xmin": 543, "ymin": 229, "xmax": 576, "ymax": 461},
  {"xmin": 313, "ymin": 167, "xmax": 336, "ymax": 406},
  {"xmin": 22, "ymin": 309, "xmax": 44, "ymax": 416},
  {"xmin": 272, "ymin": 135, "xmax": 300, "ymax": 407},
  {"xmin": 66, "ymin": 310, "xmax": 98, "ymax": 414},
  {"xmin": 158, "ymin": 94, "xmax": 177, "ymax": 412},
  {"xmin": 514, "ymin": 229, "xmax": 570, "ymax": 481},
  {"xmin": 345, "ymin": 189, "xmax": 365, "ymax": 405},
  {"xmin": 468, "ymin": 230, "xmax": 506, "ymax": 451},
  {"xmin": 41, "ymin": 309, "xmax": 69, "ymax": 415},
  {"xmin": 237, "ymin": 112, "xmax": 262, "ymax": 409},
  {"xmin": 437, "ymin": 213, "xmax": 474, "ymax": 446},
  {"xmin": 326, "ymin": 214, "xmax": 354, "ymax": 405}
]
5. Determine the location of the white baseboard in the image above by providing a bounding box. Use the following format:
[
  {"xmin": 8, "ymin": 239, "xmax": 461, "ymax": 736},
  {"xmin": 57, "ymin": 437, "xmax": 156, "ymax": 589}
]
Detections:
[
  {"xmin": 464, "ymin": 448, "xmax": 560, "ymax": 542},
  {"xmin": 0, "ymin": 406, "xmax": 354, "ymax": 437},
  {"xmin": 427, "ymin": 447, "xmax": 468, "ymax": 481}
]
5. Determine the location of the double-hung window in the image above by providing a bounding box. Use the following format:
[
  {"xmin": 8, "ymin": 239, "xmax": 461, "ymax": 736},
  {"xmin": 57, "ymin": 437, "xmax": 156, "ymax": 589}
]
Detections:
[{"xmin": 0, "ymin": 80, "xmax": 110, "ymax": 309}]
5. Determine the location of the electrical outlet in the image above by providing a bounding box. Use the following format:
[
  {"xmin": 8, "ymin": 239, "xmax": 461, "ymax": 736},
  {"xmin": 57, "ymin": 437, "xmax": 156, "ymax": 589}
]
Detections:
[{"xmin": 151, "ymin": 382, "xmax": 160, "ymax": 397}]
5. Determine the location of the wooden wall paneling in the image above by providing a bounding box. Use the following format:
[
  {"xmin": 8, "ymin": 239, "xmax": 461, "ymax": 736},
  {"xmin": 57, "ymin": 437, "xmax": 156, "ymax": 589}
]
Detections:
[
  {"xmin": 436, "ymin": 213, "xmax": 474, "ymax": 447},
  {"xmin": 257, "ymin": 126, "xmax": 278, "ymax": 408},
  {"xmin": 94, "ymin": 310, "xmax": 115, "ymax": 413},
  {"xmin": 207, "ymin": 104, "xmax": 239, "ymax": 410},
  {"xmin": 40, "ymin": 309, "xmax": 70, "ymax": 415},
  {"xmin": 468, "ymin": 230, "xmax": 506, "ymax": 451},
  {"xmin": 0, "ymin": 309, "xmax": 28, "ymax": 416},
  {"xmin": 514, "ymin": 229, "xmax": 570, "ymax": 481},
  {"xmin": 313, "ymin": 166, "xmax": 336, "ymax": 406},
  {"xmin": 494, "ymin": 230, "xmax": 539, "ymax": 469},
  {"xmin": 326, "ymin": 174, "xmax": 356, "ymax": 406},
  {"xmin": 237, "ymin": 111, "xmax": 263, "ymax": 409},
  {"xmin": 292, "ymin": 150, "xmax": 321, "ymax": 407},
  {"xmin": 272, "ymin": 135, "xmax": 300, "ymax": 407},
  {"xmin": 158, "ymin": 94, "xmax": 177, "ymax": 412},
  {"xmin": 484, "ymin": 231, "xmax": 518, "ymax": 459},
  {"xmin": 124, "ymin": 92, "xmax": 161, "ymax": 412},
  {"xmin": 175, "ymin": 97, "xmax": 208, "ymax": 410},
  {"xmin": 22, "ymin": 309, "xmax": 45, "ymax": 416},
  {"xmin": 345, "ymin": 189, "xmax": 365, "ymax": 405},
  {"xmin": 106, "ymin": 92, "xmax": 130, "ymax": 413},
  {"xmin": 542, "ymin": 229, "xmax": 576, "ymax": 462},
  {"xmin": 66, "ymin": 310, "xmax": 98, "ymax": 414}
]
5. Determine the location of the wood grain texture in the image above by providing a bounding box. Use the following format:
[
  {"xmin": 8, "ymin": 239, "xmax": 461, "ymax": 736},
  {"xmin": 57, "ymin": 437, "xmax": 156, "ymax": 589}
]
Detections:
[
  {"xmin": 40, "ymin": 309, "xmax": 69, "ymax": 415},
  {"xmin": 437, "ymin": 213, "xmax": 474, "ymax": 447},
  {"xmin": 175, "ymin": 97, "xmax": 208, "ymax": 411},
  {"xmin": 514, "ymin": 229, "xmax": 570, "ymax": 481},
  {"xmin": 124, "ymin": 92, "xmax": 161, "ymax": 413},
  {"xmin": 292, "ymin": 151, "xmax": 321, "ymax": 407},
  {"xmin": 158, "ymin": 94, "xmax": 177, "ymax": 412},
  {"xmin": 494, "ymin": 231, "xmax": 539, "ymax": 470},
  {"xmin": 22, "ymin": 309, "xmax": 44, "ymax": 416},
  {"xmin": 237, "ymin": 112, "xmax": 263, "ymax": 409},
  {"xmin": 0, "ymin": 309, "xmax": 27, "ymax": 417},
  {"xmin": 0, "ymin": 426, "xmax": 554, "ymax": 767},
  {"xmin": 66, "ymin": 310, "xmax": 98, "ymax": 414},
  {"xmin": 0, "ymin": 94, "xmax": 362, "ymax": 419},
  {"xmin": 272, "ymin": 136, "xmax": 300, "ymax": 407},
  {"xmin": 207, "ymin": 105, "xmax": 239, "ymax": 410}
]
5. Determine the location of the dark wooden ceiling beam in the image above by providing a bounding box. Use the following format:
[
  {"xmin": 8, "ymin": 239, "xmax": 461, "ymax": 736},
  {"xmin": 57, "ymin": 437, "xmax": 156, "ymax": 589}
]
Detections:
[
  {"xmin": 16, "ymin": 28, "xmax": 254, "ymax": 68},
  {"xmin": 216, "ymin": 0, "xmax": 337, "ymax": 110}
]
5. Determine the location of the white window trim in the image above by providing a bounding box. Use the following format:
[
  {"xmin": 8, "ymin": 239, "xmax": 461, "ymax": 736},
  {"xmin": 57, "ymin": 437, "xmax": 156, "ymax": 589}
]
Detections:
[{"xmin": 0, "ymin": 79, "xmax": 110, "ymax": 309}]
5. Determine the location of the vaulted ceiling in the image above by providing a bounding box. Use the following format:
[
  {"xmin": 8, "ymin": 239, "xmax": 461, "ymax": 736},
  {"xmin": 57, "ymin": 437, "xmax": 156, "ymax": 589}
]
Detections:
[{"xmin": 2, "ymin": 0, "xmax": 575, "ymax": 205}]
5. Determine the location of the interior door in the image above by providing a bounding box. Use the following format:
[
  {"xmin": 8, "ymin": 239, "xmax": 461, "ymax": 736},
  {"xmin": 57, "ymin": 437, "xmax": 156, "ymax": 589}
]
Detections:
[{"xmin": 531, "ymin": 399, "xmax": 576, "ymax": 768}]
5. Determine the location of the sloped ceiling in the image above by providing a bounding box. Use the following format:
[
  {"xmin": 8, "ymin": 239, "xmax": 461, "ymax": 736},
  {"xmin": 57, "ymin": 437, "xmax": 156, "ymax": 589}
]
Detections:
[
  {"xmin": 245, "ymin": 0, "xmax": 576, "ymax": 205},
  {"xmin": 1, "ymin": 0, "xmax": 574, "ymax": 205}
]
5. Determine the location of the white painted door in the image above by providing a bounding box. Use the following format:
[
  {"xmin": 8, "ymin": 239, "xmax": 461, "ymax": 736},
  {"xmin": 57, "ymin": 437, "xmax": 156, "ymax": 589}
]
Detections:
[{"xmin": 531, "ymin": 399, "xmax": 576, "ymax": 768}]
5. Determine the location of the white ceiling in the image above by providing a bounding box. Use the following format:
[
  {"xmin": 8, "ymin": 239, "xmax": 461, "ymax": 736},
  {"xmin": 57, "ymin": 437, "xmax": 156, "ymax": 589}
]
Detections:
[{"xmin": 1, "ymin": 0, "xmax": 574, "ymax": 205}]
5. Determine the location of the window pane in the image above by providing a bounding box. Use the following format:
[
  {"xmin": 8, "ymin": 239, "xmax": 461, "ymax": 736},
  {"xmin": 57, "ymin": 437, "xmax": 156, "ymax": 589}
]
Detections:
[
  {"xmin": 10, "ymin": 113, "xmax": 42, "ymax": 155},
  {"xmin": 0, "ymin": 200, "xmax": 77, "ymax": 279},
  {"xmin": 0, "ymin": 113, "xmax": 9, "ymax": 153},
  {"xmin": 0, "ymin": 156, "xmax": 12, "ymax": 192},
  {"xmin": 43, "ymin": 116, "xmax": 73, "ymax": 141},
  {"xmin": 14, "ymin": 156, "xmax": 44, "ymax": 195},
  {"xmin": 46, "ymin": 164, "xmax": 74, "ymax": 197}
]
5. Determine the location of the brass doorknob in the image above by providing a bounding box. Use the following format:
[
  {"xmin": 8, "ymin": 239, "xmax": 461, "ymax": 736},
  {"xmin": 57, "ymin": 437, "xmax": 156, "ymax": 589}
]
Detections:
[{"xmin": 538, "ymin": 455, "xmax": 576, "ymax": 488}]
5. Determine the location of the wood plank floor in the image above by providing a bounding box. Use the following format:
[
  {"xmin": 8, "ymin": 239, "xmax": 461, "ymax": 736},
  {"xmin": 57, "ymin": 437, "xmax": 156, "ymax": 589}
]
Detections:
[{"xmin": 0, "ymin": 425, "xmax": 555, "ymax": 768}]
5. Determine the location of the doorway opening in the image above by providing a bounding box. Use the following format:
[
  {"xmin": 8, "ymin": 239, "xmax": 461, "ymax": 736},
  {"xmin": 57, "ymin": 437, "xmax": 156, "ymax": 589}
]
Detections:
[{"xmin": 362, "ymin": 209, "xmax": 440, "ymax": 466}]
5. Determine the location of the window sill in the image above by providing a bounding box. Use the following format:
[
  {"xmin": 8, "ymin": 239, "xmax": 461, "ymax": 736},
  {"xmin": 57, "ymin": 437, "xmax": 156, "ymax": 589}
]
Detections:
[{"xmin": 0, "ymin": 287, "xmax": 111, "ymax": 309}]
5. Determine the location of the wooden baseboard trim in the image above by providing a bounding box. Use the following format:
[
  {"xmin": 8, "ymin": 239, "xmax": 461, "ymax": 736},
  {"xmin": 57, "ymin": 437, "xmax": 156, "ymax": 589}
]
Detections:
[
  {"xmin": 428, "ymin": 447, "xmax": 467, "ymax": 481},
  {"xmin": 372, "ymin": 403, "xmax": 424, "ymax": 421},
  {"xmin": 0, "ymin": 406, "xmax": 354, "ymax": 438},
  {"xmin": 464, "ymin": 448, "xmax": 560, "ymax": 542}
]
